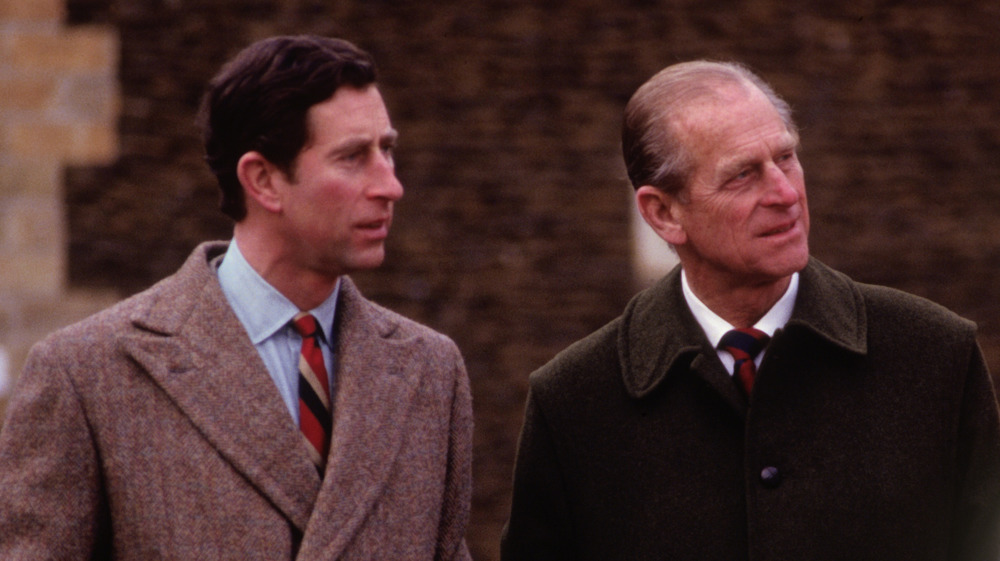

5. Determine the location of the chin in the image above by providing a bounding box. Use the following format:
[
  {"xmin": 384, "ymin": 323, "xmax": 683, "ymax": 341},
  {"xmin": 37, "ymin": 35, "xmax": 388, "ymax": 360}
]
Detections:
[
  {"xmin": 754, "ymin": 250, "xmax": 809, "ymax": 283},
  {"xmin": 349, "ymin": 251, "xmax": 387, "ymax": 272}
]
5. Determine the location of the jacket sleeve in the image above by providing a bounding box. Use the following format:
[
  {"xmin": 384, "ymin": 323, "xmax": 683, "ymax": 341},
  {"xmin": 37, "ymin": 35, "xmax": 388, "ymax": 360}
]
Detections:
[
  {"xmin": 0, "ymin": 342, "xmax": 110, "ymax": 559},
  {"xmin": 500, "ymin": 386, "xmax": 575, "ymax": 561},
  {"xmin": 435, "ymin": 346, "xmax": 474, "ymax": 561},
  {"xmin": 952, "ymin": 340, "xmax": 1000, "ymax": 561}
]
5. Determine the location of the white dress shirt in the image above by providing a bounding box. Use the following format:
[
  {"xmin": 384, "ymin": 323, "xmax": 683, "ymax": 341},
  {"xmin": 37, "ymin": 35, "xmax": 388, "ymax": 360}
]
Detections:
[{"xmin": 681, "ymin": 270, "xmax": 798, "ymax": 376}]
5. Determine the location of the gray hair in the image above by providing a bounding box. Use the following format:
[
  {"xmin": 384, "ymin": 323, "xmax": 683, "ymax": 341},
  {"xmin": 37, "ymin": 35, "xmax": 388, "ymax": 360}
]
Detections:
[{"xmin": 621, "ymin": 61, "xmax": 798, "ymax": 196}]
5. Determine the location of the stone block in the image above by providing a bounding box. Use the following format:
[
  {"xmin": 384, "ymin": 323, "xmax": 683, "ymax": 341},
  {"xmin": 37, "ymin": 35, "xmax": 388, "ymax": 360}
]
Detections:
[
  {"xmin": 0, "ymin": 0, "xmax": 64, "ymax": 22},
  {"xmin": 4, "ymin": 121, "xmax": 75, "ymax": 159},
  {"xmin": 57, "ymin": 74, "xmax": 121, "ymax": 122},
  {"xmin": 0, "ymin": 249, "xmax": 64, "ymax": 296},
  {"xmin": 0, "ymin": 75, "xmax": 59, "ymax": 113},
  {"xmin": 0, "ymin": 156, "xmax": 61, "ymax": 198},
  {"xmin": 4, "ymin": 26, "xmax": 117, "ymax": 75},
  {"xmin": 66, "ymin": 122, "xmax": 118, "ymax": 165},
  {"xmin": 6, "ymin": 121, "xmax": 117, "ymax": 164},
  {"xmin": 0, "ymin": 193, "xmax": 63, "ymax": 254}
]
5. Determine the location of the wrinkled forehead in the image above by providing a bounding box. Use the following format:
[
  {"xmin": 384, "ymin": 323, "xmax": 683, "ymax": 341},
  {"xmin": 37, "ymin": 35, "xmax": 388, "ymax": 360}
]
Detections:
[
  {"xmin": 669, "ymin": 80, "xmax": 755, "ymax": 129},
  {"xmin": 673, "ymin": 83, "xmax": 794, "ymax": 149},
  {"xmin": 673, "ymin": 85, "xmax": 797, "ymax": 186}
]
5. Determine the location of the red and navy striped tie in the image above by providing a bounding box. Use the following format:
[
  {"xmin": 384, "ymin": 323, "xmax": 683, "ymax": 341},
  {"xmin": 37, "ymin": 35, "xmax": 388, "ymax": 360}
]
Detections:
[
  {"xmin": 719, "ymin": 327, "xmax": 770, "ymax": 396},
  {"xmin": 292, "ymin": 313, "xmax": 332, "ymax": 474}
]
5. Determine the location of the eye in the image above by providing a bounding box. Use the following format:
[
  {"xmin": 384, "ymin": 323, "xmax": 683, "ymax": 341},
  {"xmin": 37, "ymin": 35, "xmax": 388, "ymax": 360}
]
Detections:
[
  {"xmin": 776, "ymin": 151, "xmax": 797, "ymax": 167},
  {"xmin": 726, "ymin": 167, "xmax": 755, "ymax": 187},
  {"xmin": 343, "ymin": 149, "xmax": 367, "ymax": 163}
]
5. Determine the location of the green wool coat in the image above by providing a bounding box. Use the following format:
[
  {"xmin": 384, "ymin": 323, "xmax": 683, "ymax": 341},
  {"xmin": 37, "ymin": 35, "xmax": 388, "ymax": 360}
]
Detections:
[{"xmin": 502, "ymin": 258, "xmax": 1000, "ymax": 561}]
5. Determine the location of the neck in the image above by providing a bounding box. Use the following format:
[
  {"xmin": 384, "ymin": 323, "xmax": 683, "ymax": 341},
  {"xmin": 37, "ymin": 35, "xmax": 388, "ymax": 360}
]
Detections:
[
  {"xmin": 685, "ymin": 270, "xmax": 791, "ymax": 328},
  {"xmin": 233, "ymin": 225, "xmax": 338, "ymax": 311}
]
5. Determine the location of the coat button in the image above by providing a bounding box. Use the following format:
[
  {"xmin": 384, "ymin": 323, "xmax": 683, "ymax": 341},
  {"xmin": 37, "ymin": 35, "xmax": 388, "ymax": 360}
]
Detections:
[{"xmin": 760, "ymin": 466, "xmax": 781, "ymax": 488}]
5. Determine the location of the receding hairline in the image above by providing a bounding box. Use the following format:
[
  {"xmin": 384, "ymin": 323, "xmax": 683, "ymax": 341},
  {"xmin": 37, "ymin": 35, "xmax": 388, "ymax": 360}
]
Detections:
[
  {"xmin": 621, "ymin": 60, "xmax": 799, "ymax": 193},
  {"xmin": 634, "ymin": 62, "xmax": 780, "ymax": 130},
  {"xmin": 669, "ymin": 79, "xmax": 783, "ymax": 139}
]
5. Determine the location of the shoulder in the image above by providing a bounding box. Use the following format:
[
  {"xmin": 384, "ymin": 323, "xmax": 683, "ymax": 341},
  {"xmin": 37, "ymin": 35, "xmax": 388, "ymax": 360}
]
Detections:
[
  {"xmin": 801, "ymin": 259, "xmax": 977, "ymax": 353},
  {"xmin": 855, "ymin": 280, "xmax": 977, "ymax": 350},
  {"xmin": 29, "ymin": 283, "xmax": 164, "ymax": 365},
  {"xmin": 529, "ymin": 268, "xmax": 689, "ymax": 401},
  {"xmin": 857, "ymin": 280, "xmax": 973, "ymax": 329},
  {"xmin": 528, "ymin": 316, "xmax": 623, "ymax": 404},
  {"xmin": 22, "ymin": 292, "xmax": 167, "ymax": 391},
  {"xmin": 338, "ymin": 277, "xmax": 462, "ymax": 360},
  {"xmin": 370, "ymin": 297, "xmax": 458, "ymax": 348},
  {"xmin": 28, "ymin": 242, "xmax": 228, "ymax": 365}
]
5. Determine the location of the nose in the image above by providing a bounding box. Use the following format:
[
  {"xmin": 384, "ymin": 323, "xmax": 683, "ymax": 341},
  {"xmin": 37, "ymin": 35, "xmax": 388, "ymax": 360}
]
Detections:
[
  {"xmin": 383, "ymin": 174, "xmax": 404, "ymax": 201},
  {"xmin": 370, "ymin": 152, "xmax": 404, "ymax": 202},
  {"xmin": 760, "ymin": 164, "xmax": 800, "ymax": 207}
]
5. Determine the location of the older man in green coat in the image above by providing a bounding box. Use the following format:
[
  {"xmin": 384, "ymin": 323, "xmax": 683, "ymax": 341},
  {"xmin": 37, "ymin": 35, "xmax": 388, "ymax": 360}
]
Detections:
[{"xmin": 501, "ymin": 61, "xmax": 1000, "ymax": 561}]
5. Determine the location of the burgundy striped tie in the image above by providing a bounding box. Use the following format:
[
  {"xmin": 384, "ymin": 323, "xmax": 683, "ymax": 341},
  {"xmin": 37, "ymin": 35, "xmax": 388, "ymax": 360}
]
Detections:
[
  {"xmin": 719, "ymin": 327, "xmax": 770, "ymax": 396},
  {"xmin": 292, "ymin": 313, "xmax": 331, "ymax": 473}
]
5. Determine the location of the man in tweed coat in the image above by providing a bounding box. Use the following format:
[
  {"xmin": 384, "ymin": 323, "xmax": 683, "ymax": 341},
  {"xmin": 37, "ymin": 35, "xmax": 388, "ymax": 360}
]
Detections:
[
  {"xmin": 0, "ymin": 36, "xmax": 473, "ymax": 560},
  {"xmin": 501, "ymin": 61, "xmax": 1000, "ymax": 560}
]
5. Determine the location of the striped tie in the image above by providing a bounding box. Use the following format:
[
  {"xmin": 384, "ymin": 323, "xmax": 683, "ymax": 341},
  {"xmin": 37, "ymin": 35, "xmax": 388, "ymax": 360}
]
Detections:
[
  {"xmin": 292, "ymin": 313, "xmax": 332, "ymax": 474},
  {"xmin": 719, "ymin": 327, "xmax": 770, "ymax": 396}
]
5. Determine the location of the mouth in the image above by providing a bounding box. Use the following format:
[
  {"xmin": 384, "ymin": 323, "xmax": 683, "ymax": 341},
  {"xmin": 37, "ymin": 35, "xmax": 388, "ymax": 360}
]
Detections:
[
  {"xmin": 759, "ymin": 220, "xmax": 798, "ymax": 238},
  {"xmin": 356, "ymin": 216, "xmax": 392, "ymax": 236},
  {"xmin": 762, "ymin": 223, "xmax": 793, "ymax": 236}
]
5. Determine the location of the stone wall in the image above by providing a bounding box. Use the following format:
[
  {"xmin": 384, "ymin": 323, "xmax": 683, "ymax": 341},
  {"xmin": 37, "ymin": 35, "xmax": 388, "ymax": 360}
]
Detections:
[
  {"xmin": 10, "ymin": 1, "xmax": 1000, "ymax": 559},
  {"xmin": 0, "ymin": 0, "xmax": 118, "ymax": 412}
]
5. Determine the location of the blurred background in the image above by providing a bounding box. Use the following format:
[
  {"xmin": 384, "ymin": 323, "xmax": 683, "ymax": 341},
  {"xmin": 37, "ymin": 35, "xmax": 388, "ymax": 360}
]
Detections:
[{"xmin": 2, "ymin": 1, "xmax": 1000, "ymax": 559}]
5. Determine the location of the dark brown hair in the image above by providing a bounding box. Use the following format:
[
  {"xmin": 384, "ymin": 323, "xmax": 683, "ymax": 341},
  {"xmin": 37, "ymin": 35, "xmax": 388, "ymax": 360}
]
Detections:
[{"xmin": 198, "ymin": 35, "xmax": 378, "ymax": 220}]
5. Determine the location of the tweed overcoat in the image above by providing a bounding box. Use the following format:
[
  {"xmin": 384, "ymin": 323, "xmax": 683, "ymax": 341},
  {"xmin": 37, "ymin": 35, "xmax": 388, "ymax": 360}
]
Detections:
[
  {"xmin": 0, "ymin": 242, "xmax": 473, "ymax": 561},
  {"xmin": 501, "ymin": 258, "xmax": 1000, "ymax": 561}
]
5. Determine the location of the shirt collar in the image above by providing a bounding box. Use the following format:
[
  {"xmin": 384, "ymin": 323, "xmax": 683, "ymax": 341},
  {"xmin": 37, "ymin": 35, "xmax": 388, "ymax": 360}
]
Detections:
[
  {"xmin": 681, "ymin": 270, "xmax": 799, "ymax": 348},
  {"xmin": 216, "ymin": 240, "xmax": 340, "ymax": 345}
]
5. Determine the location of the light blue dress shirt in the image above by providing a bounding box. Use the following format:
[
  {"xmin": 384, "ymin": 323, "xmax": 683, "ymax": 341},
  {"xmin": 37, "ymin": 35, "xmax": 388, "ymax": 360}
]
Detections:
[{"xmin": 216, "ymin": 240, "xmax": 340, "ymax": 423}]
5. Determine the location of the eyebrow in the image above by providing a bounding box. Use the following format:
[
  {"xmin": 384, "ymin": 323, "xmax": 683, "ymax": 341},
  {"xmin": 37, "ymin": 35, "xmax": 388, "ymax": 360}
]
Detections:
[
  {"xmin": 378, "ymin": 128, "xmax": 399, "ymax": 146},
  {"xmin": 327, "ymin": 129, "xmax": 399, "ymax": 157},
  {"xmin": 719, "ymin": 135, "xmax": 798, "ymax": 177}
]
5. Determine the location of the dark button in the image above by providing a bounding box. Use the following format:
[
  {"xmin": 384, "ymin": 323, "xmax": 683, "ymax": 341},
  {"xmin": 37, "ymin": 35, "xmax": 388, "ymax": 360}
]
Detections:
[{"xmin": 760, "ymin": 466, "xmax": 781, "ymax": 488}]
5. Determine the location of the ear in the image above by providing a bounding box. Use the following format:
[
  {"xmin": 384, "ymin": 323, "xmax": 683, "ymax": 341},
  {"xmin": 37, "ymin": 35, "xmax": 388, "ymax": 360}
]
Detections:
[
  {"xmin": 236, "ymin": 151, "xmax": 284, "ymax": 214},
  {"xmin": 635, "ymin": 185, "xmax": 687, "ymax": 246}
]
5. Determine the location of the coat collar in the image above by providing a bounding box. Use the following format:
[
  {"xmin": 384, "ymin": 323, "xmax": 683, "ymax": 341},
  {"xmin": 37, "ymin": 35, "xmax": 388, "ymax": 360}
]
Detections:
[
  {"xmin": 117, "ymin": 241, "xmax": 425, "ymax": 549},
  {"xmin": 119, "ymin": 242, "xmax": 322, "ymax": 531},
  {"xmin": 786, "ymin": 257, "xmax": 868, "ymax": 355},
  {"xmin": 619, "ymin": 257, "xmax": 867, "ymax": 401}
]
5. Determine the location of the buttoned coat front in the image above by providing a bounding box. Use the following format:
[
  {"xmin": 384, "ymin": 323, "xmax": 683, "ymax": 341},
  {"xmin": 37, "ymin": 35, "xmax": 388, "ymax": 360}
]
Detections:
[
  {"xmin": 0, "ymin": 242, "xmax": 473, "ymax": 561},
  {"xmin": 501, "ymin": 259, "xmax": 1000, "ymax": 561}
]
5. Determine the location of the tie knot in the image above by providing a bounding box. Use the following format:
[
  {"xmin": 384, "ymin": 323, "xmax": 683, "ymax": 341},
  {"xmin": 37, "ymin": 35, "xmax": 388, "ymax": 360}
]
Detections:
[
  {"xmin": 292, "ymin": 313, "xmax": 320, "ymax": 339},
  {"xmin": 719, "ymin": 327, "xmax": 770, "ymax": 360}
]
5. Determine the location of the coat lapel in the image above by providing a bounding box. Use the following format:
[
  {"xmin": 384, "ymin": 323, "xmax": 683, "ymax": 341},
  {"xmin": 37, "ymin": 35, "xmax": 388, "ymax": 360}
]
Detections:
[
  {"xmin": 619, "ymin": 259, "xmax": 869, "ymax": 416},
  {"xmin": 120, "ymin": 243, "xmax": 321, "ymax": 532},
  {"xmin": 298, "ymin": 278, "xmax": 425, "ymax": 559},
  {"xmin": 619, "ymin": 266, "xmax": 747, "ymax": 415}
]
